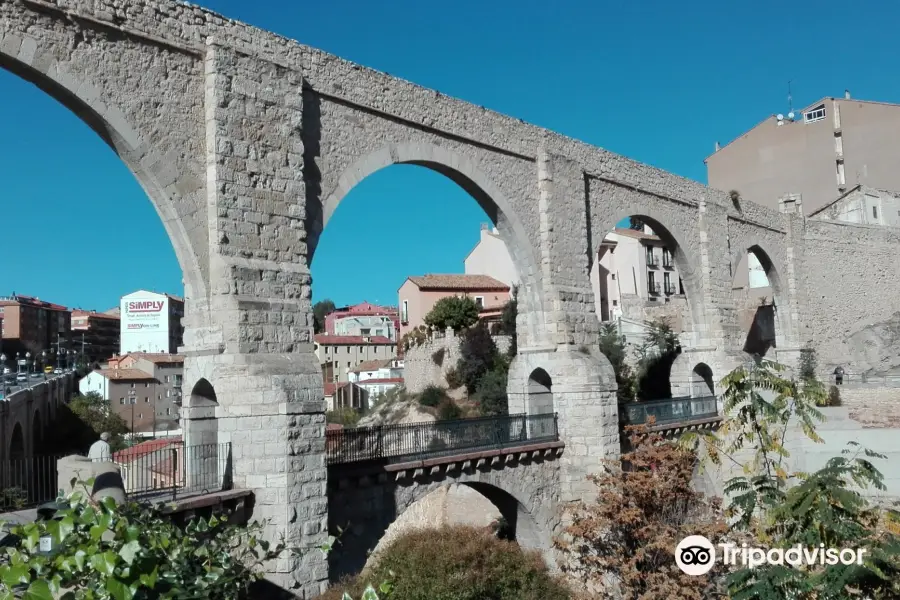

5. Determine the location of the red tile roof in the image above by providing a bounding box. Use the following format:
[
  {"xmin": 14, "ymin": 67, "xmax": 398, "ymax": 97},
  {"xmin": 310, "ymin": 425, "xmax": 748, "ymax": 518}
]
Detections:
[
  {"xmin": 405, "ymin": 274, "xmax": 509, "ymax": 292},
  {"xmin": 326, "ymin": 423, "xmax": 344, "ymax": 432},
  {"xmin": 127, "ymin": 353, "xmax": 184, "ymax": 364},
  {"xmin": 113, "ymin": 437, "xmax": 182, "ymax": 464},
  {"xmin": 350, "ymin": 359, "xmax": 394, "ymax": 373},
  {"xmin": 324, "ymin": 381, "xmax": 350, "ymax": 396},
  {"xmin": 315, "ymin": 334, "xmax": 395, "ymax": 345},
  {"xmin": 356, "ymin": 377, "xmax": 404, "ymax": 385},
  {"xmin": 97, "ymin": 368, "xmax": 155, "ymax": 381},
  {"xmin": 72, "ymin": 309, "xmax": 120, "ymax": 320}
]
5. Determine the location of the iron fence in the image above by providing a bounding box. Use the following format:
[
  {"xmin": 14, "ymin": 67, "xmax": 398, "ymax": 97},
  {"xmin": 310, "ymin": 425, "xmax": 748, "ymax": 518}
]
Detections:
[
  {"xmin": 0, "ymin": 443, "xmax": 232, "ymax": 513},
  {"xmin": 327, "ymin": 413, "xmax": 559, "ymax": 465},
  {"xmin": 0, "ymin": 454, "xmax": 65, "ymax": 511},
  {"xmin": 116, "ymin": 442, "xmax": 232, "ymax": 502},
  {"xmin": 620, "ymin": 396, "xmax": 719, "ymax": 426}
]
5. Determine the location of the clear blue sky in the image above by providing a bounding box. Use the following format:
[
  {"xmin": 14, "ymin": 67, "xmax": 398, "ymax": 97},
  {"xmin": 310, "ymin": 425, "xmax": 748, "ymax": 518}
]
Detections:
[{"xmin": 1, "ymin": 0, "xmax": 897, "ymax": 311}]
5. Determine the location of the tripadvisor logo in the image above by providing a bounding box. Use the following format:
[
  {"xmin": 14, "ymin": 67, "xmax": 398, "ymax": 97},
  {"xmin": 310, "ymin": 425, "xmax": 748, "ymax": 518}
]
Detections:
[{"xmin": 675, "ymin": 536, "xmax": 868, "ymax": 575}]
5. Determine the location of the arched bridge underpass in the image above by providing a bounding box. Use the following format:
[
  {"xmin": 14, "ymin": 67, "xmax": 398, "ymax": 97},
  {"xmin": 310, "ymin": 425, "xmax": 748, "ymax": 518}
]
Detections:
[{"xmin": 325, "ymin": 413, "xmax": 564, "ymax": 580}]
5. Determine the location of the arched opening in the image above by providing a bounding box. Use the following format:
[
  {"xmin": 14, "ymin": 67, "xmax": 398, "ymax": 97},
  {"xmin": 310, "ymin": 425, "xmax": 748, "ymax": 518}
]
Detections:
[
  {"xmin": 730, "ymin": 245, "xmax": 790, "ymax": 357},
  {"xmin": 592, "ymin": 216, "xmax": 689, "ymax": 402},
  {"xmin": 460, "ymin": 481, "xmax": 548, "ymax": 558},
  {"xmin": 308, "ymin": 142, "xmax": 542, "ymax": 419},
  {"xmin": 8, "ymin": 423, "xmax": 25, "ymax": 461},
  {"xmin": 527, "ymin": 368, "xmax": 554, "ymax": 415},
  {"xmin": 185, "ymin": 378, "xmax": 222, "ymax": 491},
  {"xmin": 691, "ymin": 363, "xmax": 715, "ymax": 397}
]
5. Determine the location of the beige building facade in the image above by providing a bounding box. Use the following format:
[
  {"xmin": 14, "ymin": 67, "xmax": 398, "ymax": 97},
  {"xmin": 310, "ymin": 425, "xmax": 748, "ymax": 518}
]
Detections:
[
  {"xmin": 397, "ymin": 274, "xmax": 510, "ymax": 339},
  {"xmin": 314, "ymin": 334, "xmax": 398, "ymax": 383},
  {"xmin": 464, "ymin": 224, "xmax": 520, "ymax": 288}
]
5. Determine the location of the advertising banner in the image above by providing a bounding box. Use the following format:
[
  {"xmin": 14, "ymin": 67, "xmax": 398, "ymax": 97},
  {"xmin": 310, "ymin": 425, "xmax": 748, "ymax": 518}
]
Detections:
[{"xmin": 120, "ymin": 293, "xmax": 169, "ymax": 353}]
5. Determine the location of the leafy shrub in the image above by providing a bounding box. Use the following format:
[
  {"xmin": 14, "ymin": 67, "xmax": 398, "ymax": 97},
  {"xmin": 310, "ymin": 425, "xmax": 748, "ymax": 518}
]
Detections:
[
  {"xmin": 424, "ymin": 296, "xmax": 479, "ymax": 332},
  {"xmin": 320, "ymin": 526, "xmax": 571, "ymax": 600},
  {"xmin": 437, "ymin": 399, "xmax": 463, "ymax": 421},
  {"xmin": 558, "ymin": 423, "xmax": 727, "ymax": 599},
  {"xmin": 476, "ymin": 367, "xmax": 509, "ymax": 416},
  {"xmin": 598, "ymin": 322, "xmax": 634, "ymax": 403},
  {"xmin": 828, "ymin": 384, "xmax": 842, "ymax": 406},
  {"xmin": 419, "ymin": 385, "xmax": 447, "ymax": 408},
  {"xmin": 445, "ymin": 367, "xmax": 463, "ymax": 389},
  {"xmin": 327, "ymin": 406, "xmax": 361, "ymax": 427},
  {"xmin": 0, "ymin": 484, "xmax": 291, "ymax": 599},
  {"xmin": 457, "ymin": 322, "xmax": 499, "ymax": 393}
]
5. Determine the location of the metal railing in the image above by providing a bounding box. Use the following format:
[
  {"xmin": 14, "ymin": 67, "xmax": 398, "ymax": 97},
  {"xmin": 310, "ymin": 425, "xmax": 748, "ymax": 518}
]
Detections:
[
  {"xmin": 646, "ymin": 254, "xmax": 659, "ymax": 267},
  {"xmin": 326, "ymin": 413, "xmax": 559, "ymax": 465},
  {"xmin": 115, "ymin": 442, "xmax": 232, "ymax": 502},
  {"xmin": 0, "ymin": 454, "xmax": 65, "ymax": 511},
  {"xmin": 831, "ymin": 373, "xmax": 900, "ymax": 387},
  {"xmin": 619, "ymin": 396, "xmax": 719, "ymax": 426},
  {"xmin": 665, "ymin": 284, "xmax": 677, "ymax": 295},
  {"xmin": 648, "ymin": 282, "xmax": 661, "ymax": 295}
]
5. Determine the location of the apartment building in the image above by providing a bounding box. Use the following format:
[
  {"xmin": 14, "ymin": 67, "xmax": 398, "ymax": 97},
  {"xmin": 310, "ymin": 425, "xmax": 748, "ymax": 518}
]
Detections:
[
  {"xmin": 325, "ymin": 302, "xmax": 398, "ymax": 340},
  {"xmin": 707, "ymin": 92, "xmax": 900, "ymax": 289},
  {"xmin": 120, "ymin": 290, "xmax": 185, "ymax": 354},
  {"xmin": 314, "ymin": 334, "xmax": 398, "ymax": 383},
  {"xmin": 0, "ymin": 294, "xmax": 72, "ymax": 358},
  {"xmin": 71, "ymin": 309, "xmax": 121, "ymax": 364},
  {"xmin": 590, "ymin": 227, "xmax": 685, "ymax": 322},
  {"xmin": 79, "ymin": 353, "xmax": 183, "ymax": 434},
  {"xmin": 398, "ymin": 274, "xmax": 510, "ymax": 339}
]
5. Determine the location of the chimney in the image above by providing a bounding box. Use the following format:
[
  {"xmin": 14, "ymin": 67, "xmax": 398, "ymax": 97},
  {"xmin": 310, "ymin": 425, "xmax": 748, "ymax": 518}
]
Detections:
[{"xmin": 844, "ymin": 89, "xmax": 851, "ymax": 99}]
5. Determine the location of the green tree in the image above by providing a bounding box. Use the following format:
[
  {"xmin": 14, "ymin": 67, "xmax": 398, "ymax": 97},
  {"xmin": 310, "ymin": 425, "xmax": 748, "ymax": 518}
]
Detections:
[
  {"xmin": 598, "ymin": 322, "xmax": 634, "ymax": 403},
  {"xmin": 456, "ymin": 322, "xmax": 499, "ymax": 393},
  {"xmin": 313, "ymin": 299, "xmax": 336, "ymax": 334},
  {"xmin": 47, "ymin": 392, "xmax": 129, "ymax": 454},
  {"xmin": 633, "ymin": 318, "xmax": 679, "ymax": 401},
  {"xmin": 682, "ymin": 360, "xmax": 900, "ymax": 600},
  {"xmin": 423, "ymin": 296, "xmax": 479, "ymax": 332},
  {"xmin": 326, "ymin": 406, "xmax": 361, "ymax": 427},
  {"xmin": 476, "ymin": 368, "xmax": 509, "ymax": 416}
]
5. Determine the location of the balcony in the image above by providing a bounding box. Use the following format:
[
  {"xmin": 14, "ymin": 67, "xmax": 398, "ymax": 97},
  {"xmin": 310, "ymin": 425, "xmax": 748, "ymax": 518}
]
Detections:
[
  {"xmin": 645, "ymin": 253, "xmax": 659, "ymax": 268},
  {"xmin": 665, "ymin": 283, "xmax": 677, "ymax": 296},
  {"xmin": 648, "ymin": 282, "xmax": 661, "ymax": 295},
  {"xmin": 662, "ymin": 255, "xmax": 674, "ymax": 269}
]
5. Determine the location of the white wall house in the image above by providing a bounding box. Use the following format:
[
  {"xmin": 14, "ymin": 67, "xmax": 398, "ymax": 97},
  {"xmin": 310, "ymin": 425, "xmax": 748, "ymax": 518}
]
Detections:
[
  {"xmin": 464, "ymin": 223, "xmax": 520, "ymax": 288},
  {"xmin": 79, "ymin": 370, "xmax": 110, "ymax": 399}
]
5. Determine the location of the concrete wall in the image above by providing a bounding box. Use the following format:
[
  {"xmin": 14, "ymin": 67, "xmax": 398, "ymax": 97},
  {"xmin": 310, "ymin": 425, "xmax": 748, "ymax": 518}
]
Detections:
[{"xmin": 403, "ymin": 328, "xmax": 512, "ymax": 394}]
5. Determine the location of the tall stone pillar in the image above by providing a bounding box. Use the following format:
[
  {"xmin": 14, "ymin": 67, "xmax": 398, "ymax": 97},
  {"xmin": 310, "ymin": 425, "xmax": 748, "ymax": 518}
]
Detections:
[
  {"xmin": 775, "ymin": 195, "xmax": 807, "ymax": 370},
  {"xmin": 179, "ymin": 41, "xmax": 328, "ymax": 598},
  {"xmin": 508, "ymin": 149, "xmax": 618, "ymax": 503}
]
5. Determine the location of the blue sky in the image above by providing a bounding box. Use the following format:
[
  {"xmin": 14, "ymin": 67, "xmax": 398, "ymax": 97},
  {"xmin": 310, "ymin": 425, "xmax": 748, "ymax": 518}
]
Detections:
[{"xmin": 1, "ymin": 0, "xmax": 897, "ymax": 311}]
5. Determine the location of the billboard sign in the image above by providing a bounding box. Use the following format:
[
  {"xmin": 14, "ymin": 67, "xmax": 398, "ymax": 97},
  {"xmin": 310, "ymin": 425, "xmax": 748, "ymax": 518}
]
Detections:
[{"xmin": 120, "ymin": 292, "xmax": 169, "ymax": 353}]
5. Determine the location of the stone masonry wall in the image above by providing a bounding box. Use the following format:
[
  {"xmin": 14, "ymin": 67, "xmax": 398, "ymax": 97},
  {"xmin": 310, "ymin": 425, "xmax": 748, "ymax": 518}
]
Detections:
[
  {"xmin": 836, "ymin": 386, "xmax": 900, "ymax": 428},
  {"xmin": 403, "ymin": 330, "xmax": 512, "ymax": 394}
]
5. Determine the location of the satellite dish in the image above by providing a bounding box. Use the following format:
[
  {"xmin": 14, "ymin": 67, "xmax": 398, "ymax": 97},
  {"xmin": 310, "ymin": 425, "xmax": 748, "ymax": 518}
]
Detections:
[
  {"xmin": 776, "ymin": 114, "xmax": 784, "ymax": 121},
  {"xmin": 788, "ymin": 111, "xmax": 795, "ymax": 120}
]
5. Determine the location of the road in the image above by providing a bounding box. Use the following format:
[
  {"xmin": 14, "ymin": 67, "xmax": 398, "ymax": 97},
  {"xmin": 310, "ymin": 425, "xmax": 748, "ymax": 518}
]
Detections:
[{"xmin": 0, "ymin": 372, "xmax": 71, "ymax": 400}]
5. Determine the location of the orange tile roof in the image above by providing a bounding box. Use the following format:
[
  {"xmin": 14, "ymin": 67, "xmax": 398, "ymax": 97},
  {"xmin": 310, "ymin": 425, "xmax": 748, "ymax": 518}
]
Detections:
[
  {"xmin": 350, "ymin": 359, "xmax": 394, "ymax": 373},
  {"xmin": 113, "ymin": 437, "xmax": 182, "ymax": 464},
  {"xmin": 97, "ymin": 368, "xmax": 155, "ymax": 381},
  {"xmin": 406, "ymin": 274, "xmax": 509, "ymax": 291},
  {"xmin": 315, "ymin": 334, "xmax": 395, "ymax": 345},
  {"xmin": 72, "ymin": 309, "xmax": 120, "ymax": 321}
]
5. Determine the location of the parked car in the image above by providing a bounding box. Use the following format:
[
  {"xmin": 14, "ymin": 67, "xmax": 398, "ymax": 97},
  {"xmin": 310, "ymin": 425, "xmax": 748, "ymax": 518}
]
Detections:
[{"xmin": 15, "ymin": 373, "xmax": 27, "ymax": 383}]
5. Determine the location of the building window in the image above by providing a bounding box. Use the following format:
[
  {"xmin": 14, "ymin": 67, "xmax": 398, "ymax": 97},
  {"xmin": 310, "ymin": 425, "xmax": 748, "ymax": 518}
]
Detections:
[
  {"xmin": 662, "ymin": 247, "xmax": 672, "ymax": 268},
  {"xmin": 345, "ymin": 346, "xmax": 350, "ymax": 354},
  {"xmin": 358, "ymin": 346, "xmax": 363, "ymax": 353},
  {"xmin": 130, "ymin": 383, "xmax": 135, "ymax": 388},
  {"xmin": 401, "ymin": 300, "xmax": 409, "ymax": 324},
  {"xmin": 836, "ymin": 161, "xmax": 846, "ymax": 186},
  {"xmin": 873, "ymin": 206, "xmax": 879, "ymax": 219},
  {"xmin": 664, "ymin": 272, "xmax": 672, "ymax": 295},
  {"xmin": 145, "ymin": 382, "xmax": 150, "ymax": 388},
  {"xmin": 648, "ymin": 271, "xmax": 658, "ymax": 294},
  {"xmin": 165, "ymin": 376, "xmax": 170, "ymax": 383},
  {"xmin": 804, "ymin": 104, "xmax": 826, "ymax": 123},
  {"xmin": 679, "ymin": 277, "xmax": 685, "ymax": 295},
  {"xmin": 474, "ymin": 296, "xmax": 485, "ymax": 309},
  {"xmin": 611, "ymin": 273, "xmax": 616, "ymax": 280},
  {"xmin": 373, "ymin": 346, "xmax": 378, "ymax": 354},
  {"xmin": 119, "ymin": 398, "xmax": 125, "ymax": 405},
  {"xmin": 612, "ymin": 300, "xmax": 618, "ymax": 306}
]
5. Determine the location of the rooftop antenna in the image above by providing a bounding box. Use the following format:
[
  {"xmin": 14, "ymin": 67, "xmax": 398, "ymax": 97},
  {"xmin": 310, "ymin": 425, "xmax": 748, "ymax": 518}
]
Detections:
[{"xmin": 787, "ymin": 80, "xmax": 795, "ymax": 121}]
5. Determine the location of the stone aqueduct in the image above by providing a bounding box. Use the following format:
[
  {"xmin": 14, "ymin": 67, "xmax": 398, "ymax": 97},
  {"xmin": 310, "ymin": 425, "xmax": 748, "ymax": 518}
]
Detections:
[{"xmin": 4, "ymin": 0, "xmax": 900, "ymax": 594}]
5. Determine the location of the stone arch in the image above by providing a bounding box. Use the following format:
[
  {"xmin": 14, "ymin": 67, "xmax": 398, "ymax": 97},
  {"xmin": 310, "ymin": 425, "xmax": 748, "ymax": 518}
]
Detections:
[
  {"xmin": 691, "ymin": 363, "xmax": 714, "ymax": 397},
  {"xmin": 0, "ymin": 36, "xmax": 206, "ymax": 302},
  {"xmin": 527, "ymin": 368, "xmax": 554, "ymax": 415},
  {"xmin": 357, "ymin": 481, "xmax": 552, "ymax": 577},
  {"xmin": 590, "ymin": 210, "xmax": 705, "ymax": 346},
  {"xmin": 310, "ymin": 141, "xmax": 545, "ymax": 348},
  {"xmin": 185, "ymin": 378, "xmax": 219, "ymax": 444},
  {"xmin": 729, "ymin": 243, "xmax": 794, "ymax": 353},
  {"xmin": 9, "ymin": 423, "xmax": 25, "ymax": 461}
]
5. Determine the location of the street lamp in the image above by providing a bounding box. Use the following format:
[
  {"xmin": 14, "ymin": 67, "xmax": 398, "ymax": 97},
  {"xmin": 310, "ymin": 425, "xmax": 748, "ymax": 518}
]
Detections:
[
  {"xmin": 128, "ymin": 388, "xmax": 137, "ymax": 440},
  {"xmin": 25, "ymin": 352, "xmax": 31, "ymax": 377}
]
